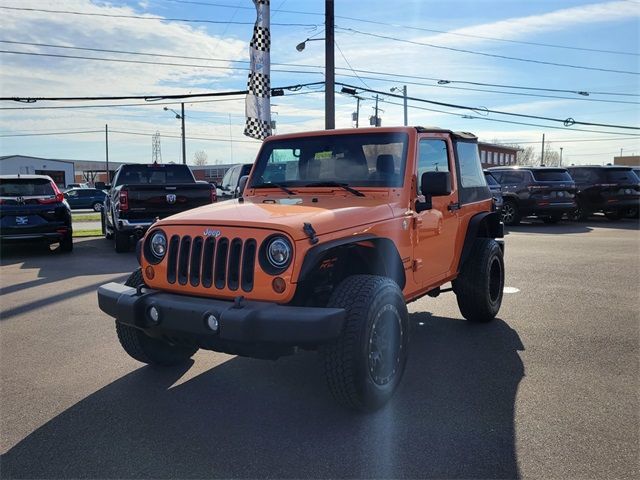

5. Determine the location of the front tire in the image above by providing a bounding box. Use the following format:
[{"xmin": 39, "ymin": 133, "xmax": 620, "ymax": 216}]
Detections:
[
  {"xmin": 320, "ymin": 275, "xmax": 409, "ymax": 412},
  {"xmin": 501, "ymin": 200, "xmax": 520, "ymax": 226},
  {"xmin": 116, "ymin": 268, "xmax": 197, "ymax": 366},
  {"xmin": 455, "ymin": 238, "xmax": 504, "ymax": 323}
]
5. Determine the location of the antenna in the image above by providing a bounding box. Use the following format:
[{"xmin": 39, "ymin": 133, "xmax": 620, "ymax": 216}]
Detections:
[{"xmin": 152, "ymin": 130, "xmax": 162, "ymax": 164}]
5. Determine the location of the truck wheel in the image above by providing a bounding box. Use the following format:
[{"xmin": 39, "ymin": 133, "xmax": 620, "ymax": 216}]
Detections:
[
  {"xmin": 320, "ymin": 275, "xmax": 409, "ymax": 412},
  {"xmin": 59, "ymin": 233, "xmax": 73, "ymax": 252},
  {"xmin": 455, "ymin": 238, "xmax": 504, "ymax": 323},
  {"xmin": 115, "ymin": 268, "xmax": 197, "ymax": 366},
  {"xmin": 92, "ymin": 202, "xmax": 103, "ymax": 212},
  {"xmin": 114, "ymin": 230, "xmax": 130, "ymax": 253},
  {"xmin": 568, "ymin": 202, "xmax": 588, "ymax": 222},
  {"xmin": 501, "ymin": 200, "xmax": 520, "ymax": 226},
  {"xmin": 101, "ymin": 210, "xmax": 113, "ymax": 239}
]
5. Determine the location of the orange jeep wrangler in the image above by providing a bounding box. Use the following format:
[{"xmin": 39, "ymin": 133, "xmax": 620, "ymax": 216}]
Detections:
[{"xmin": 98, "ymin": 127, "xmax": 504, "ymax": 411}]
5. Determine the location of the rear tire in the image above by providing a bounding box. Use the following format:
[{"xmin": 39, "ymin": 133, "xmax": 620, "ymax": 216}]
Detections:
[
  {"xmin": 114, "ymin": 230, "xmax": 130, "ymax": 253},
  {"xmin": 59, "ymin": 233, "xmax": 73, "ymax": 252},
  {"xmin": 320, "ymin": 275, "xmax": 409, "ymax": 412},
  {"xmin": 116, "ymin": 268, "xmax": 198, "ymax": 366},
  {"xmin": 92, "ymin": 202, "xmax": 103, "ymax": 212},
  {"xmin": 568, "ymin": 201, "xmax": 588, "ymax": 222},
  {"xmin": 454, "ymin": 238, "xmax": 504, "ymax": 323},
  {"xmin": 501, "ymin": 200, "xmax": 520, "ymax": 226}
]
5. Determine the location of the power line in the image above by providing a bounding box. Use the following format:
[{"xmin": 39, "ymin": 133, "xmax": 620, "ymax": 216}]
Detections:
[
  {"xmin": 158, "ymin": 0, "xmax": 639, "ymax": 56},
  {"xmin": 336, "ymin": 27, "xmax": 640, "ymax": 76},
  {"xmin": 0, "ymin": 130, "xmax": 103, "ymax": 137},
  {"xmin": 0, "ymin": 90, "xmax": 317, "ymax": 110},
  {"xmin": 0, "ymin": 5, "xmax": 317, "ymax": 27},
  {"xmin": 339, "ymin": 83, "xmax": 640, "ymax": 131},
  {"xmin": 2, "ymin": 40, "xmax": 636, "ymax": 102}
]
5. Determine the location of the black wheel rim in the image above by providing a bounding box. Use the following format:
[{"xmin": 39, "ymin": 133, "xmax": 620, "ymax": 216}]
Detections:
[
  {"xmin": 368, "ymin": 304, "xmax": 403, "ymax": 386},
  {"xmin": 502, "ymin": 204, "xmax": 514, "ymax": 224},
  {"xmin": 488, "ymin": 257, "xmax": 502, "ymax": 303}
]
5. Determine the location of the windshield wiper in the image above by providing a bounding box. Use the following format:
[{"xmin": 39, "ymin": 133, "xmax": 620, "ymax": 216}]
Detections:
[
  {"xmin": 303, "ymin": 181, "xmax": 365, "ymax": 197},
  {"xmin": 252, "ymin": 182, "xmax": 296, "ymax": 195}
]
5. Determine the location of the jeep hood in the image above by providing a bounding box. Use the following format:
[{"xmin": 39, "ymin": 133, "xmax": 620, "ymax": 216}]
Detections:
[{"xmin": 159, "ymin": 196, "xmax": 395, "ymax": 240}]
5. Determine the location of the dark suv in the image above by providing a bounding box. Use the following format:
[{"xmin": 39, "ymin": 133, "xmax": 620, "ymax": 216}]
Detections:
[
  {"xmin": 488, "ymin": 167, "xmax": 576, "ymax": 225},
  {"xmin": 0, "ymin": 174, "xmax": 73, "ymax": 251},
  {"xmin": 566, "ymin": 165, "xmax": 640, "ymax": 220},
  {"xmin": 484, "ymin": 170, "xmax": 503, "ymax": 212}
]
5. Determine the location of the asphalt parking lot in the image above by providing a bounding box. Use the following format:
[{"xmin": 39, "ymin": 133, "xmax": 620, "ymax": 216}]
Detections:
[{"xmin": 1, "ymin": 218, "xmax": 638, "ymax": 479}]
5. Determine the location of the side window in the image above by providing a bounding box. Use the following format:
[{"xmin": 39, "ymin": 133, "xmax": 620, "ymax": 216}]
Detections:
[
  {"xmin": 221, "ymin": 168, "xmax": 234, "ymax": 189},
  {"xmin": 228, "ymin": 167, "xmax": 240, "ymax": 189},
  {"xmin": 261, "ymin": 148, "xmax": 300, "ymax": 183},
  {"xmin": 418, "ymin": 139, "xmax": 450, "ymax": 191},
  {"xmin": 502, "ymin": 172, "xmax": 524, "ymax": 184},
  {"xmin": 456, "ymin": 142, "xmax": 486, "ymax": 188},
  {"xmin": 66, "ymin": 190, "xmax": 78, "ymax": 197}
]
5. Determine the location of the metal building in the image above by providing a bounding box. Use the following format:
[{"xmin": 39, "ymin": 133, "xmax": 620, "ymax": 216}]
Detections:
[{"xmin": 0, "ymin": 155, "xmax": 76, "ymax": 188}]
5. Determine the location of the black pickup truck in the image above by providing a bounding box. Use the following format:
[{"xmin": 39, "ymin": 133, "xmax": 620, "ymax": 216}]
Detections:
[{"xmin": 102, "ymin": 163, "xmax": 216, "ymax": 252}]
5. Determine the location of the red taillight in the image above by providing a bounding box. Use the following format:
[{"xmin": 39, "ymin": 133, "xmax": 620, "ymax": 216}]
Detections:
[
  {"xmin": 210, "ymin": 187, "xmax": 217, "ymax": 203},
  {"xmin": 120, "ymin": 190, "xmax": 129, "ymax": 211}
]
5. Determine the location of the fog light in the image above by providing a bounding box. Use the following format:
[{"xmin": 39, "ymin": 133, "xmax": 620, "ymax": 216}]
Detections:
[
  {"xmin": 145, "ymin": 265, "xmax": 155, "ymax": 280},
  {"xmin": 205, "ymin": 313, "xmax": 219, "ymax": 332},
  {"xmin": 272, "ymin": 277, "xmax": 286, "ymax": 294},
  {"xmin": 148, "ymin": 306, "xmax": 160, "ymax": 324}
]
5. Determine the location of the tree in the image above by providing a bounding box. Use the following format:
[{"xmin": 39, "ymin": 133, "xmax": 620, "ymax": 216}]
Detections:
[
  {"xmin": 538, "ymin": 143, "xmax": 561, "ymax": 166},
  {"xmin": 193, "ymin": 150, "xmax": 208, "ymax": 166}
]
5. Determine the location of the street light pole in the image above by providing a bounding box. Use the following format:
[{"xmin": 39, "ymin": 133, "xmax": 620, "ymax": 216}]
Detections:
[
  {"xmin": 325, "ymin": 0, "xmax": 335, "ymax": 130},
  {"xmin": 402, "ymin": 85, "xmax": 408, "ymax": 126},
  {"xmin": 181, "ymin": 102, "xmax": 186, "ymax": 165},
  {"xmin": 559, "ymin": 147, "xmax": 563, "ymax": 166}
]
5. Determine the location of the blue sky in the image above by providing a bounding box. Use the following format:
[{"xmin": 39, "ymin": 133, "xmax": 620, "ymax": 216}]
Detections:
[{"xmin": 0, "ymin": 0, "xmax": 638, "ymax": 165}]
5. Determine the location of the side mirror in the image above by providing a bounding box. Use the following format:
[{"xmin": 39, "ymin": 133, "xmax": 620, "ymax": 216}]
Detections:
[
  {"xmin": 237, "ymin": 175, "xmax": 249, "ymax": 197},
  {"xmin": 421, "ymin": 171, "xmax": 451, "ymax": 197}
]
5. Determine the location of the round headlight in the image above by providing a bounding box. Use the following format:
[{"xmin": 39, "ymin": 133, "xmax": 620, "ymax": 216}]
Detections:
[
  {"xmin": 267, "ymin": 237, "xmax": 291, "ymax": 268},
  {"xmin": 150, "ymin": 231, "xmax": 167, "ymax": 259}
]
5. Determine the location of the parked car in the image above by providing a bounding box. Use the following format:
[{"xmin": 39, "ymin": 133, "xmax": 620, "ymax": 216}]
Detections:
[
  {"xmin": 65, "ymin": 182, "xmax": 89, "ymax": 190},
  {"xmin": 216, "ymin": 163, "xmax": 253, "ymax": 201},
  {"xmin": 98, "ymin": 126, "xmax": 505, "ymax": 411},
  {"xmin": 566, "ymin": 165, "xmax": 640, "ymax": 220},
  {"xmin": 488, "ymin": 166, "xmax": 576, "ymax": 225},
  {"xmin": 0, "ymin": 174, "xmax": 72, "ymax": 252},
  {"xmin": 64, "ymin": 188, "xmax": 107, "ymax": 211},
  {"xmin": 102, "ymin": 163, "xmax": 217, "ymax": 252},
  {"xmin": 484, "ymin": 170, "xmax": 503, "ymax": 212}
]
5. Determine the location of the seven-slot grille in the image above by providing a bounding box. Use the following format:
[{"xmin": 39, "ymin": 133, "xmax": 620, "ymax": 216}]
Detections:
[{"xmin": 166, "ymin": 235, "xmax": 257, "ymax": 292}]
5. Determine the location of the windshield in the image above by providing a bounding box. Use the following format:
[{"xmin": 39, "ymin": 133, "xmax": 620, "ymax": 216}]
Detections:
[
  {"xmin": 532, "ymin": 170, "xmax": 573, "ymax": 182},
  {"xmin": 115, "ymin": 165, "xmax": 195, "ymax": 186},
  {"xmin": 484, "ymin": 173, "xmax": 500, "ymax": 186},
  {"xmin": 605, "ymin": 168, "xmax": 637, "ymax": 183},
  {"xmin": 0, "ymin": 178, "xmax": 55, "ymax": 196},
  {"xmin": 250, "ymin": 132, "xmax": 409, "ymax": 188}
]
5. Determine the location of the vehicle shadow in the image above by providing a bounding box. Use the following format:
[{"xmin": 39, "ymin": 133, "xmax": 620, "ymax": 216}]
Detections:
[
  {"xmin": 1, "ymin": 314, "xmax": 524, "ymax": 479},
  {"xmin": 506, "ymin": 216, "xmax": 639, "ymax": 235},
  {"xmin": 0, "ymin": 238, "xmax": 135, "ymax": 294}
]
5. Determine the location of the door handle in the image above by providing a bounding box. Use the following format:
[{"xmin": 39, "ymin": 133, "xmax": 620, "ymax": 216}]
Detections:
[{"xmin": 448, "ymin": 202, "xmax": 460, "ymax": 211}]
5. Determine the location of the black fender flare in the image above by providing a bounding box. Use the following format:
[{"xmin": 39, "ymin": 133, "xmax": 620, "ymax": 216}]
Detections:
[
  {"xmin": 458, "ymin": 212, "xmax": 504, "ymax": 270},
  {"xmin": 297, "ymin": 234, "xmax": 406, "ymax": 290}
]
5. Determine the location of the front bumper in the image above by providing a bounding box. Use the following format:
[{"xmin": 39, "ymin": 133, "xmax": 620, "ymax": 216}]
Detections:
[{"xmin": 97, "ymin": 282, "xmax": 346, "ymax": 345}]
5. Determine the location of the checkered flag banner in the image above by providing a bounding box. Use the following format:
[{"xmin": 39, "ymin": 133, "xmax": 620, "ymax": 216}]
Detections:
[{"xmin": 244, "ymin": 0, "xmax": 272, "ymax": 140}]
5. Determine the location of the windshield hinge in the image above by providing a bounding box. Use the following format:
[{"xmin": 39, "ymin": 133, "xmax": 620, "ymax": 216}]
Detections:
[{"xmin": 303, "ymin": 222, "xmax": 319, "ymax": 245}]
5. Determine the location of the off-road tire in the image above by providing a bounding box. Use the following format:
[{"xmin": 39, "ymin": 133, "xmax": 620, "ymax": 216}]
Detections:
[
  {"xmin": 320, "ymin": 275, "xmax": 409, "ymax": 412},
  {"xmin": 59, "ymin": 233, "xmax": 73, "ymax": 252},
  {"xmin": 455, "ymin": 238, "xmax": 504, "ymax": 323},
  {"xmin": 115, "ymin": 268, "xmax": 198, "ymax": 366},
  {"xmin": 114, "ymin": 230, "xmax": 130, "ymax": 253},
  {"xmin": 92, "ymin": 202, "xmax": 103, "ymax": 212},
  {"xmin": 501, "ymin": 200, "xmax": 520, "ymax": 226}
]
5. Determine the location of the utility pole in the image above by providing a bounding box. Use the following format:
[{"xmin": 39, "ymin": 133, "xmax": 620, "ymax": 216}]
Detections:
[
  {"xmin": 181, "ymin": 102, "xmax": 186, "ymax": 165},
  {"xmin": 374, "ymin": 94, "xmax": 380, "ymax": 126},
  {"xmin": 325, "ymin": 0, "xmax": 335, "ymax": 129},
  {"xmin": 355, "ymin": 96, "xmax": 361, "ymax": 127},
  {"xmin": 540, "ymin": 133, "xmax": 545, "ymax": 166},
  {"xmin": 559, "ymin": 147, "xmax": 563, "ymax": 166},
  {"xmin": 620, "ymin": 148, "xmax": 623, "ymax": 157},
  {"xmin": 105, "ymin": 124, "xmax": 110, "ymax": 183},
  {"xmin": 402, "ymin": 85, "xmax": 408, "ymax": 126}
]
